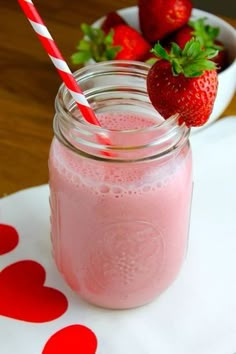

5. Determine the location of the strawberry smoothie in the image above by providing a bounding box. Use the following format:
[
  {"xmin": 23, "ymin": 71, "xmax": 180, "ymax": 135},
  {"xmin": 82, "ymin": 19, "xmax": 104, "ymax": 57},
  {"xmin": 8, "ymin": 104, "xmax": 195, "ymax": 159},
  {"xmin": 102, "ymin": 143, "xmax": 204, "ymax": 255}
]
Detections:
[{"xmin": 49, "ymin": 111, "xmax": 192, "ymax": 309}]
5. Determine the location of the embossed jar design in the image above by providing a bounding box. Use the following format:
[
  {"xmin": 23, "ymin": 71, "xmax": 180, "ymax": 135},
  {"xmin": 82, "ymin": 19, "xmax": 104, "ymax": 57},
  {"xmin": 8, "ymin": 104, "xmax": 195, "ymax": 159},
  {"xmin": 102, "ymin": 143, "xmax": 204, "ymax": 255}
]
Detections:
[{"xmin": 48, "ymin": 61, "xmax": 192, "ymax": 309}]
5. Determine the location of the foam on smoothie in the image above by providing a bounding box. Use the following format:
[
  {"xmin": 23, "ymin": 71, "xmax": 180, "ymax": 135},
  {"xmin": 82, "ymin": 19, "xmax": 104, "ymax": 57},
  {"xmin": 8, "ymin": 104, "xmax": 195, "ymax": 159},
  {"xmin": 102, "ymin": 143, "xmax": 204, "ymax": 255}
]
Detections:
[{"xmin": 51, "ymin": 111, "xmax": 189, "ymax": 198}]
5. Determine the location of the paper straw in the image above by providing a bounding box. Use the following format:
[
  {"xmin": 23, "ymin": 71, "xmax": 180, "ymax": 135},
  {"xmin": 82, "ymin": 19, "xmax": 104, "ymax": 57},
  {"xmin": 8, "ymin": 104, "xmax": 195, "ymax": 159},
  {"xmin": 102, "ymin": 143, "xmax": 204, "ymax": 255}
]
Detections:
[{"xmin": 18, "ymin": 0, "xmax": 100, "ymax": 126}]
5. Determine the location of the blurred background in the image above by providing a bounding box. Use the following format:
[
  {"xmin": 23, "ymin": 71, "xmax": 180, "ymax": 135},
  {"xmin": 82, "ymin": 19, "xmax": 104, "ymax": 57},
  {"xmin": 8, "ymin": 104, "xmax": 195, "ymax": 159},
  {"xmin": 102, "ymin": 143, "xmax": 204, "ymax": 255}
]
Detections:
[{"xmin": 193, "ymin": 0, "xmax": 236, "ymax": 17}]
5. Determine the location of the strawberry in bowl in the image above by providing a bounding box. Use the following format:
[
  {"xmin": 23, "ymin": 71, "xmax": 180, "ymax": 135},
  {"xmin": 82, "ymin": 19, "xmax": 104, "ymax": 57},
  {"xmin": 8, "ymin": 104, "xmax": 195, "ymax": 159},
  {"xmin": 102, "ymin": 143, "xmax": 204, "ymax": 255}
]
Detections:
[
  {"xmin": 71, "ymin": 16, "xmax": 152, "ymax": 64},
  {"xmin": 168, "ymin": 17, "xmax": 228, "ymax": 72},
  {"xmin": 71, "ymin": 5, "xmax": 236, "ymax": 129},
  {"xmin": 138, "ymin": 0, "xmax": 192, "ymax": 43}
]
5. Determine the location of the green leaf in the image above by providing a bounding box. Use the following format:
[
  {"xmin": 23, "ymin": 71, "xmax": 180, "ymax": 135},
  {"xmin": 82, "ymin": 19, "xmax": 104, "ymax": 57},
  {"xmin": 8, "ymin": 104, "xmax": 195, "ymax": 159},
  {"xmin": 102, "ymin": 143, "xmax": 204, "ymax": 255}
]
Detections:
[
  {"xmin": 184, "ymin": 69, "xmax": 202, "ymax": 77},
  {"xmin": 183, "ymin": 59, "xmax": 217, "ymax": 77},
  {"xmin": 81, "ymin": 23, "xmax": 105, "ymax": 43},
  {"xmin": 105, "ymin": 46, "xmax": 121, "ymax": 60},
  {"xmin": 81, "ymin": 23, "xmax": 93, "ymax": 37},
  {"xmin": 76, "ymin": 39, "xmax": 91, "ymax": 51},
  {"xmin": 151, "ymin": 42, "xmax": 170, "ymax": 60},
  {"xmin": 80, "ymin": 23, "xmax": 89, "ymax": 35},
  {"xmin": 71, "ymin": 22, "xmax": 120, "ymax": 64},
  {"xmin": 145, "ymin": 57, "xmax": 158, "ymax": 65},
  {"xmin": 194, "ymin": 59, "xmax": 217, "ymax": 70},
  {"xmin": 193, "ymin": 47, "xmax": 216, "ymax": 59},
  {"xmin": 71, "ymin": 51, "xmax": 92, "ymax": 64},
  {"xmin": 188, "ymin": 17, "xmax": 222, "ymax": 49},
  {"xmin": 203, "ymin": 48, "xmax": 219, "ymax": 59},
  {"xmin": 206, "ymin": 25, "xmax": 219, "ymax": 40},
  {"xmin": 183, "ymin": 38, "xmax": 201, "ymax": 58},
  {"xmin": 170, "ymin": 42, "xmax": 181, "ymax": 57},
  {"xmin": 104, "ymin": 30, "xmax": 114, "ymax": 45},
  {"xmin": 155, "ymin": 37, "xmax": 218, "ymax": 78},
  {"xmin": 172, "ymin": 59, "xmax": 183, "ymax": 76}
]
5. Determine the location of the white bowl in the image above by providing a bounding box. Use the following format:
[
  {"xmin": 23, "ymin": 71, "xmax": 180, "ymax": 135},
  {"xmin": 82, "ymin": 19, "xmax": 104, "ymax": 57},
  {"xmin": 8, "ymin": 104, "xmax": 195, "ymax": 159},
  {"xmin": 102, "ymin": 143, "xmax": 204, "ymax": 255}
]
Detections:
[{"xmin": 92, "ymin": 6, "xmax": 236, "ymax": 130}]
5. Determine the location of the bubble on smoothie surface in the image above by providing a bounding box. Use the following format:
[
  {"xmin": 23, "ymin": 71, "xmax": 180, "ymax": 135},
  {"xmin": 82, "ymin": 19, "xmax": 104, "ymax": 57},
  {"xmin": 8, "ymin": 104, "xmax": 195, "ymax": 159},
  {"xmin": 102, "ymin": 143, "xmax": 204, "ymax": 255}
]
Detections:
[{"xmin": 97, "ymin": 111, "xmax": 157, "ymax": 130}]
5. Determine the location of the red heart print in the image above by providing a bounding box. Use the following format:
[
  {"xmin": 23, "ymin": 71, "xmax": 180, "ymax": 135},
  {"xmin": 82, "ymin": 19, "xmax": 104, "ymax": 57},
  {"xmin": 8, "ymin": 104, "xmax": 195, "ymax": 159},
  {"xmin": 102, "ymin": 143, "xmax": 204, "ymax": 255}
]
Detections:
[
  {"xmin": 42, "ymin": 325, "xmax": 98, "ymax": 354},
  {"xmin": 0, "ymin": 224, "xmax": 19, "ymax": 255},
  {"xmin": 0, "ymin": 260, "xmax": 68, "ymax": 322}
]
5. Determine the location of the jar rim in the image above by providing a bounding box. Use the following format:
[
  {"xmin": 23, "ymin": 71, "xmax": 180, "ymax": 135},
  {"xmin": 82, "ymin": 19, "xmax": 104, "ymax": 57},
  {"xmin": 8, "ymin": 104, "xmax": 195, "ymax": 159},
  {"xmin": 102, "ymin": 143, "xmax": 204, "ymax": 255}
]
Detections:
[
  {"xmin": 56, "ymin": 60, "xmax": 189, "ymax": 132},
  {"xmin": 54, "ymin": 60, "xmax": 190, "ymax": 161}
]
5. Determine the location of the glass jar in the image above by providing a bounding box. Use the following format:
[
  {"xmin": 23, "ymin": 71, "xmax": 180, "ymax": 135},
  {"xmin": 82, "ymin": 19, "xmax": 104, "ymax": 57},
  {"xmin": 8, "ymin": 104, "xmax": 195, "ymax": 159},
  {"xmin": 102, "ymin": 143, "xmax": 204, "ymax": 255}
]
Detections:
[{"xmin": 49, "ymin": 61, "xmax": 192, "ymax": 309}]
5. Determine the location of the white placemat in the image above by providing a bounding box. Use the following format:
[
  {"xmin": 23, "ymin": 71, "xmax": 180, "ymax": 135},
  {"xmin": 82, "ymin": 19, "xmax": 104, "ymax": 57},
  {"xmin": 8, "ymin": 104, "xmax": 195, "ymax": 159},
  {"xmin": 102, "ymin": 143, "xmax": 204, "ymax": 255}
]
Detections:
[{"xmin": 1, "ymin": 117, "xmax": 236, "ymax": 354}]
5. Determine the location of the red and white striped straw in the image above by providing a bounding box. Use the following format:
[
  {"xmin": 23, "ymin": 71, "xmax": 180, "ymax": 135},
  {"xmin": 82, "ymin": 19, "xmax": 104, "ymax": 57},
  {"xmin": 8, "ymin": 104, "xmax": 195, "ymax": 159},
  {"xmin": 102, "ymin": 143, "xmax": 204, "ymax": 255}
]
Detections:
[{"xmin": 18, "ymin": 0, "xmax": 100, "ymax": 126}]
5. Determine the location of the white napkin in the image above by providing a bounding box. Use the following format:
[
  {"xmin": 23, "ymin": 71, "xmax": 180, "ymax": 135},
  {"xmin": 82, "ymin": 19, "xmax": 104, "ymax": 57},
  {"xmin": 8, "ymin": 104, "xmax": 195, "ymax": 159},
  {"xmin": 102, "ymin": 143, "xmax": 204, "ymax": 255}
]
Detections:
[{"xmin": 1, "ymin": 117, "xmax": 236, "ymax": 354}]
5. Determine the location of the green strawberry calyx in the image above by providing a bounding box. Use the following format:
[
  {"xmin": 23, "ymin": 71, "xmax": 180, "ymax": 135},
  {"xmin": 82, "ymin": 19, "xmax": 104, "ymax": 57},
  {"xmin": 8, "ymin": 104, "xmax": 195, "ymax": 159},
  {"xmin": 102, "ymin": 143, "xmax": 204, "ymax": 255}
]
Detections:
[
  {"xmin": 151, "ymin": 39, "xmax": 218, "ymax": 77},
  {"xmin": 71, "ymin": 23, "xmax": 121, "ymax": 64},
  {"xmin": 188, "ymin": 17, "xmax": 223, "ymax": 51}
]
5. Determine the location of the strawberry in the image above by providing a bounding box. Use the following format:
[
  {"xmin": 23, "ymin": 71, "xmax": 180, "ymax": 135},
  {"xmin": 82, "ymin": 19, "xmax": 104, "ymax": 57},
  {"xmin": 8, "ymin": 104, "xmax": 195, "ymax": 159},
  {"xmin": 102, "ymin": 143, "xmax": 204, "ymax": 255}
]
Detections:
[
  {"xmin": 171, "ymin": 18, "xmax": 227, "ymax": 71},
  {"xmin": 147, "ymin": 39, "xmax": 218, "ymax": 127},
  {"xmin": 71, "ymin": 23, "xmax": 151, "ymax": 64},
  {"xmin": 138, "ymin": 0, "xmax": 193, "ymax": 43},
  {"xmin": 101, "ymin": 11, "xmax": 127, "ymax": 33},
  {"xmin": 170, "ymin": 25, "xmax": 193, "ymax": 48},
  {"xmin": 211, "ymin": 41, "xmax": 227, "ymax": 72},
  {"xmin": 112, "ymin": 24, "xmax": 151, "ymax": 60}
]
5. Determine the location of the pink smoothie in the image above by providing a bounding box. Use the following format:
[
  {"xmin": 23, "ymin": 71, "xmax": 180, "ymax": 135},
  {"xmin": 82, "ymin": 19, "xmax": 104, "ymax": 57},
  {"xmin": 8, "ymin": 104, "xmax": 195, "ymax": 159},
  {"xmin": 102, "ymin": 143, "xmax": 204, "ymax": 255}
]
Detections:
[{"xmin": 49, "ymin": 112, "xmax": 192, "ymax": 309}]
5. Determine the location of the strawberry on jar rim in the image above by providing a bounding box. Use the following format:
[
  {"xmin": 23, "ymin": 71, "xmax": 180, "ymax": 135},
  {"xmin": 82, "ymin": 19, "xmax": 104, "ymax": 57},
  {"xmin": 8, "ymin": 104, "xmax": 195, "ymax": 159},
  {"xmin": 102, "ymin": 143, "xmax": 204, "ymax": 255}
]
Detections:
[
  {"xmin": 147, "ymin": 39, "xmax": 218, "ymax": 127},
  {"xmin": 138, "ymin": 0, "xmax": 193, "ymax": 43}
]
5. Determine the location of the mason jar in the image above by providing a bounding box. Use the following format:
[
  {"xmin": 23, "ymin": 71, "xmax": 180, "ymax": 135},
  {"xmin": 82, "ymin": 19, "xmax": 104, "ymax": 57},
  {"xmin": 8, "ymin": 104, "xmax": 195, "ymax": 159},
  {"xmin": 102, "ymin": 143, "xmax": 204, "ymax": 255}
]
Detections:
[{"xmin": 48, "ymin": 61, "xmax": 192, "ymax": 309}]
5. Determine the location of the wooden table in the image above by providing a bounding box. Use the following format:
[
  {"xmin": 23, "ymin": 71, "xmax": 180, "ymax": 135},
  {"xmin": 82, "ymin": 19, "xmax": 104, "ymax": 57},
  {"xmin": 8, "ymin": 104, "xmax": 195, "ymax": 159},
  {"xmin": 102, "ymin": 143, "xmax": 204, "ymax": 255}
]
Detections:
[{"xmin": 0, "ymin": 0, "xmax": 235, "ymax": 196}]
